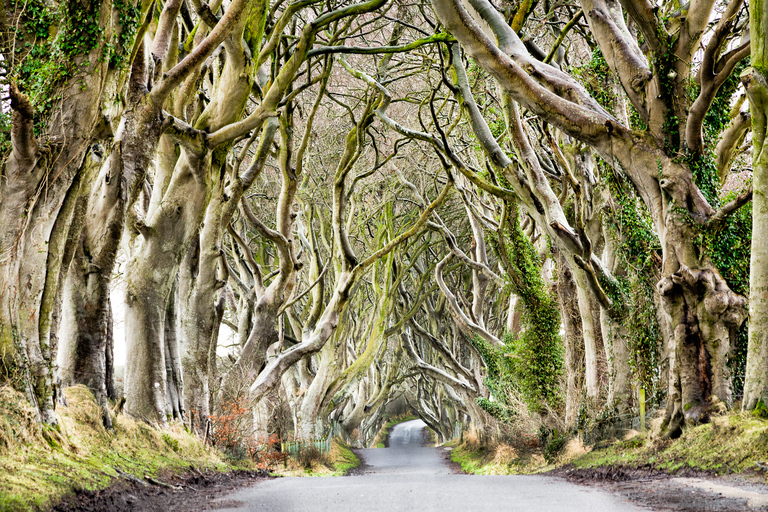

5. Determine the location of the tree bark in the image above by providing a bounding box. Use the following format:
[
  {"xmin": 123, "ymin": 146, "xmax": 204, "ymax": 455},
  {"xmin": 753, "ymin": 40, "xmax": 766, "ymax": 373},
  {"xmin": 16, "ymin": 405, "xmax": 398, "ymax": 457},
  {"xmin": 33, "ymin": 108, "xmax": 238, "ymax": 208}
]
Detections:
[
  {"xmin": 1, "ymin": 0, "xmax": 115, "ymax": 421},
  {"xmin": 744, "ymin": 0, "xmax": 768, "ymax": 411}
]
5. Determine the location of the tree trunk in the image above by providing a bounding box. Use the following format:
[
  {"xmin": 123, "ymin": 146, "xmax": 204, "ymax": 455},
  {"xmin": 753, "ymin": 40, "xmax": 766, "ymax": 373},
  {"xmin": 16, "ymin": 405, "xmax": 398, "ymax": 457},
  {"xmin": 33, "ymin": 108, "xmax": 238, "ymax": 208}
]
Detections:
[
  {"xmin": 164, "ymin": 282, "xmax": 185, "ymax": 420},
  {"xmin": 744, "ymin": 1, "xmax": 768, "ymax": 412},
  {"xmin": 0, "ymin": 0, "xmax": 116, "ymax": 422},
  {"xmin": 573, "ymin": 268, "xmax": 601, "ymax": 399},
  {"xmin": 556, "ymin": 255, "xmax": 584, "ymax": 427}
]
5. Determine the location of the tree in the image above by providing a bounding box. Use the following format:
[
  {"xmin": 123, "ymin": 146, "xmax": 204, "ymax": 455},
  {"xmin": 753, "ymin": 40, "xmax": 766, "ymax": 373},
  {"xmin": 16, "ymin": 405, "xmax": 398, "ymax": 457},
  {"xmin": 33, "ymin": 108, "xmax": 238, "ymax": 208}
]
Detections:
[
  {"xmin": 432, "ymin": 0, "xmax": 751, "ymax": 437},
  {"xmin": 744, "ymin": 0, "xmax": 768, "ymax": 413}
]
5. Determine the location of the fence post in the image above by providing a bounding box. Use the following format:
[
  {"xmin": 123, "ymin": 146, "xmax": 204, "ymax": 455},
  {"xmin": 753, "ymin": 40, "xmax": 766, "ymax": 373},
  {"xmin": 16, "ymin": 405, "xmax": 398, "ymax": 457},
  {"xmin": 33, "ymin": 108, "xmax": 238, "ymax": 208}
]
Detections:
[{"xmin": 639, "ymin": 388, "xmax": 646, "ymax": 432}]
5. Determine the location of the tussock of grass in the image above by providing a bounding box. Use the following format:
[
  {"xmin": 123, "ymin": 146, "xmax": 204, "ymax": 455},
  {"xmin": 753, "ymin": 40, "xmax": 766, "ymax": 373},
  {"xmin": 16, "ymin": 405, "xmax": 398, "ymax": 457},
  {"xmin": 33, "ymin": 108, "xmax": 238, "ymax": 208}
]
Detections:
[
  {"xmin": 0, "ymin": 385, "xmax": 227, "ymax": 512},
  {"xmin": 271, "ymin": 440, "xmax": 360, "ymax": 477}
]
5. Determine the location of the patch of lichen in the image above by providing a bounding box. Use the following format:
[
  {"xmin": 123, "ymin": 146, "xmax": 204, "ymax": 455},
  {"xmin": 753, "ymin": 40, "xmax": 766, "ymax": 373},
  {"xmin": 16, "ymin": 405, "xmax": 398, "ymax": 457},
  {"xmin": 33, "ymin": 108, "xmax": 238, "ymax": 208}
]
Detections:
[
  {"xmin": 571, "ymin": 412, "xmax": 768, "ymax": 478},
  {"xmin": 0, "ymin": 385, "xmax": 229, "ymax": 512}
]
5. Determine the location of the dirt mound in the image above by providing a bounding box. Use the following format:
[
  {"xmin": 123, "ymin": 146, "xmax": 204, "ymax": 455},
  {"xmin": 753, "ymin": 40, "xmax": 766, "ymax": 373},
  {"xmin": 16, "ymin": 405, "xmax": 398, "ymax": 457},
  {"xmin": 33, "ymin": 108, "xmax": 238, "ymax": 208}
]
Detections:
[
  {"xmin": 552, "ymin": 465, "xmax": 768, "ymax": 511},
  {"xmin": 52, "ymin": 469, "xmax": 269, "ymax": 512}
]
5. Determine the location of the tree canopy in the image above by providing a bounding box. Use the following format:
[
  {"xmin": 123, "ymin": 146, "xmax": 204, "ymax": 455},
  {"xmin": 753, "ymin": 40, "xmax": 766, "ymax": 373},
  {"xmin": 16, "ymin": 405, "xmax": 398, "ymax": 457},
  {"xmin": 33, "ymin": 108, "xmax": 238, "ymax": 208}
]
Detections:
[{"xmin": 1, "ymin": 0, "xmax": 766, "ymax": 448}]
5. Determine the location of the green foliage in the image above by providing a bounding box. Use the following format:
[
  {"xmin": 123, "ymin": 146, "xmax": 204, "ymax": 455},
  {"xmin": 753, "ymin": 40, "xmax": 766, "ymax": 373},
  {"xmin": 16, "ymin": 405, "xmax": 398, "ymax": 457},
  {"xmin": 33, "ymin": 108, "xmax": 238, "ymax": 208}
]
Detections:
[
  {"xmin": 542, "ymin": 428, "xmax": 567, "ymax": 463},
  {"xmin": 13, "ymin": 0, "xmax": 139, "ymax": 129},
  {"xmin": 603, "ymin": 168, "xmax": 662, "ymax": 399},
  {"xmin": 686, "ymin": 152, "xmax": 721, "ymax": 207},
  {"xmin": 0, "ymin": 112, "xmax": 11, "ymax": 160},
  {"xmin": 573, "ymin": 48, "xmax": 615, "ymax": 111},
  {"xmin": 23, "ymin": 0, "xmax": 54, "ymax": 39},
  {"xmin": 481, "ymin": 199, "xmax": 563, "ymax": 415},
  {"xmin": 16, "ymin": 46, "xmax": 68, "ymax": 124},
  {"xmin": 702, "ymin": 59, "xmax": 749, "ymax": 146},
  {"xmin": 58, "ymin": 0, "xmax": 102, "ymax": 58},
  {"xmin": 476, "ymin": 397, "xmax": 510, "ymax": 422},
  {"xmin": 650, "ymin": 38, "xmax": 683, "ymax": 150},
  {"xmin": 706, "ymin": 188, "xmax": 752, "ymax": 296},
  {"xmin": 110, "ymin": 0, "xmax": 141, "ymax": 68}
]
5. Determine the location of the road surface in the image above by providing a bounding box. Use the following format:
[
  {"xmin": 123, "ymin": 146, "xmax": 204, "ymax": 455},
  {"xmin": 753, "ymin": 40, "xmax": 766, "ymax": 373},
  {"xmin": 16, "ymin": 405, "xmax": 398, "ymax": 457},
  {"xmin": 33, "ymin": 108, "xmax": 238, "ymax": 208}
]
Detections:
[{"xmin": 213, "ymin": 419, "xmax": 647, "ymax": 511}]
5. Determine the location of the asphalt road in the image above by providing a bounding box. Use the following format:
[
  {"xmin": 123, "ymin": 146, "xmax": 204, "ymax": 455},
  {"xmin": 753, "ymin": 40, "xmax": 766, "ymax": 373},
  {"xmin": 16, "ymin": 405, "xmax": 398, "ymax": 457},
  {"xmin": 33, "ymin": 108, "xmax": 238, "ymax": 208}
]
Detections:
[{"xmin": 213, "ymin": 419, "xmax": 648, "ymax": 512}]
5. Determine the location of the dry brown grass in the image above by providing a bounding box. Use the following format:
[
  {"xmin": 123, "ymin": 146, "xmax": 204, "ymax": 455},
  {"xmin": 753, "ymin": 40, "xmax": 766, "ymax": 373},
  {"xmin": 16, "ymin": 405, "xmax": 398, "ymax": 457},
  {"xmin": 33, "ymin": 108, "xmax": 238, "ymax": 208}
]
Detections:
[
  {"xmin": 491, "ymin": 444, "xmax": 519, "ymax": 465},
  {"xmin": 560, "ymin": 437, "xmax": 589, "ymax": 462},
  {"xmin": 0, "ymin": 386, "xmax": 44, "ymax": 451}
]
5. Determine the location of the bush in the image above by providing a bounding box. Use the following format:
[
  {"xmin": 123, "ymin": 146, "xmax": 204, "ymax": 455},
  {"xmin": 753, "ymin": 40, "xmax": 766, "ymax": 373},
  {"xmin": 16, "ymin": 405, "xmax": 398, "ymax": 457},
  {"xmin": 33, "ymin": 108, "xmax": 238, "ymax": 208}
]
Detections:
[
  {"xmin": 295, "ymin": 445, "xmax": 329, "ymax": 470},
  {"xmin": 209, "ymin": 399, "xmax": 286, "ymax": 469}
]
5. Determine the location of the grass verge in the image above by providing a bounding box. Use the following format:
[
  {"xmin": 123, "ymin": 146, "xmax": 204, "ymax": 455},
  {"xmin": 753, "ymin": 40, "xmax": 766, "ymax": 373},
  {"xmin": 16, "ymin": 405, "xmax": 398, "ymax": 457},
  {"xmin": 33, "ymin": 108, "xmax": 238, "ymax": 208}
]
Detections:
[
  {"xmin": 448, "ymin": 439, "xmax": 547, "ymax": 475},
  {"xmin": 449, "ymin": 412, "xmax": 768, "ymax": 481},
  {"xmin": 571, "ymin": 412, "xmax": 768, "ymax": 479},
  {"xmin": 0, "ymin": 385, "xmax": 234, "ymax": 512}
]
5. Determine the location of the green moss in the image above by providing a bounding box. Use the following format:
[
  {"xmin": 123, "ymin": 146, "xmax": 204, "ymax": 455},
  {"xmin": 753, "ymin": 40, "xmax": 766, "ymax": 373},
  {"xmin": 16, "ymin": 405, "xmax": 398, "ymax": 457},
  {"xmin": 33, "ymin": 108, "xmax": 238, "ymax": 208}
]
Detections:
[{"xmin": 753, "ymin": 400, "xmax": 768, "ymax": 420}]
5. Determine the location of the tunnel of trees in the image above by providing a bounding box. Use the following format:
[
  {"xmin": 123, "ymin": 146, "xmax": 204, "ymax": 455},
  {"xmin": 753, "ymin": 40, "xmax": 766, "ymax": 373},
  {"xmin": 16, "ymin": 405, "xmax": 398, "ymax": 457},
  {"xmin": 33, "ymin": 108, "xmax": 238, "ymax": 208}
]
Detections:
[{"xmin": 2, "ymin": 0, "xmax": 768, "ymax": 451}]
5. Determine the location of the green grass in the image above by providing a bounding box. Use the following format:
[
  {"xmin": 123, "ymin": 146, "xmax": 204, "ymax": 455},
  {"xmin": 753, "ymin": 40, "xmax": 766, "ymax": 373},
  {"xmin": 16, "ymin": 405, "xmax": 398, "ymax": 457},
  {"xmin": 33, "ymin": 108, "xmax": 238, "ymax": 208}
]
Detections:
[
  {"xmin": 0, "ymin": 385, "xmax": 232, "ymax": 511},
  {"xmin": 450, "ymin": 445, "xmax": 489, "ymax": 473},
  {"xmin": 329, "ymin": 440, "xmax": 360, "ymax": 475},
  {"xmin": 447, "ymin": 412, "xmax": 768, "ymax": 480}
]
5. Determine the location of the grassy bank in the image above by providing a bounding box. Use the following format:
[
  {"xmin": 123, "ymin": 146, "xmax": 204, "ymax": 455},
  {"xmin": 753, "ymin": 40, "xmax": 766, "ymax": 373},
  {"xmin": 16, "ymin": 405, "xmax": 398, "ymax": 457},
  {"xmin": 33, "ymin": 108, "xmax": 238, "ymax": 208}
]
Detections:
[
  {"xmin": 0, "ymin": 385, "xmax": 231, "ymax": 512},
  {"xmin": 448, "ymin": 412, "xmax": 768, "ymax": 481},
  {"xmin": 447, "ymin": 432, "xmax": 549, "ymax": 475},
  {"xmin": 572, "ymin": 413, "xmax": 768, "ymax": 478}
]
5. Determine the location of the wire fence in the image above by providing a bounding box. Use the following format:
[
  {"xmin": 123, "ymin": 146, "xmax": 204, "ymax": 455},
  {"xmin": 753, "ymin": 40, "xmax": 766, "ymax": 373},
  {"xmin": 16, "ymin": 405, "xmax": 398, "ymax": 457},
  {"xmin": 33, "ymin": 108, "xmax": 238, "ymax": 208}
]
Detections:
[{"xmin": 280, "ymin": 421, "xmax": 345, "ymax": 455}]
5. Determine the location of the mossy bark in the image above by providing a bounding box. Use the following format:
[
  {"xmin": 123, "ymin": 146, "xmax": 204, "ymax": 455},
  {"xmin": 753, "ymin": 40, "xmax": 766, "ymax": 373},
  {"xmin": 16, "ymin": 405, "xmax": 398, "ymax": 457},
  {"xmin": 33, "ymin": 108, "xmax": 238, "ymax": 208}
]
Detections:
[{"xmin": 744, "ymin": 0, "xmax": 768, "ymax": 412}]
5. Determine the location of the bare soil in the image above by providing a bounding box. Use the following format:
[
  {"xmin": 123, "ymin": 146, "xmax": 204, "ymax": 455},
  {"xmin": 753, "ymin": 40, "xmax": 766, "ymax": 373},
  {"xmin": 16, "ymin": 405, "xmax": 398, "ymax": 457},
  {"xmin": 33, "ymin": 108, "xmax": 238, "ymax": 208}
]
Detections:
[
  {"xmin": 51, "ymin": 468, "xmax": 270, "ymax": 512},
  {"xmin": 552, "ymin": 465, "xmax": 768, "ymax": 511}
]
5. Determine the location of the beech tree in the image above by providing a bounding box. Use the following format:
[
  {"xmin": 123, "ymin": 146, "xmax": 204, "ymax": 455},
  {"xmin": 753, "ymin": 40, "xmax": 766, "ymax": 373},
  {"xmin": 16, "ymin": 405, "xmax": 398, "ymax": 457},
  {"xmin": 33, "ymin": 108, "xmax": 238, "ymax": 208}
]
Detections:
[
  {"xmin": 2, "ymin": 0, "xmax": 761, "ymax": 451},
  {"xmin": 431, "ymin": 0, "xmax": 753, "ymax": 436},
  {"xmin": 745, "ymin": 0, "xmax": 768, "ymax": 413}
]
